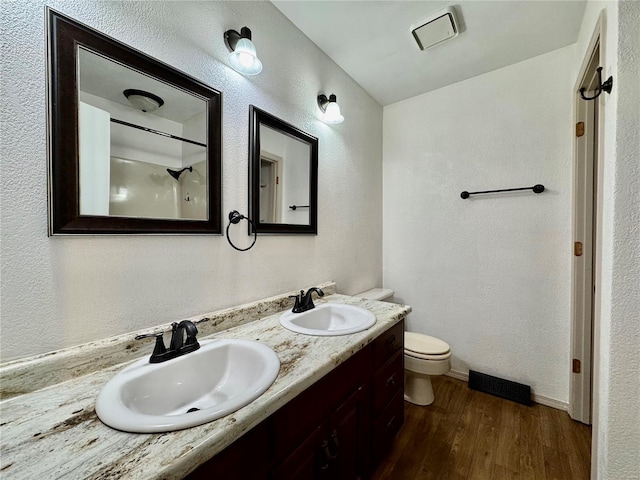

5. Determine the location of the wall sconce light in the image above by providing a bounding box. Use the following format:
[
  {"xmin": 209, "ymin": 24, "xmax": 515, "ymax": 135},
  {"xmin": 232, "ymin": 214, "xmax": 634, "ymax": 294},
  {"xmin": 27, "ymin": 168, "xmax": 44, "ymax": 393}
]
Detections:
[
  {"xmin": 317, "ymin": 94, "xmax": 344, "ymax": 124},
  {"xmin": 224, "ymin": 26, "xmax": 262, "ymax": 75}
]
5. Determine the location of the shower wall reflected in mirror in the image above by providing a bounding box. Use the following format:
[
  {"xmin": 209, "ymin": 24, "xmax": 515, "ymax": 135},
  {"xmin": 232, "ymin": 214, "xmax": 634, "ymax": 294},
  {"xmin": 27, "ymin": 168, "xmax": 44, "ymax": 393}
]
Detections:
[{"xmin": 78, "ymin": 48, "xmax": 207, "ymax": 221}]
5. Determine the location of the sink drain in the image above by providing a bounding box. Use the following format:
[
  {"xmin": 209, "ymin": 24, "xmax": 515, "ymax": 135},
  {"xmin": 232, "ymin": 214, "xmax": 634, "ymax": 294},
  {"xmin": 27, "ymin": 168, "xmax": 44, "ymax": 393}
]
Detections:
[{"xmin": 186, "ymin": 407, "xmax": 200, "ymax": 413}]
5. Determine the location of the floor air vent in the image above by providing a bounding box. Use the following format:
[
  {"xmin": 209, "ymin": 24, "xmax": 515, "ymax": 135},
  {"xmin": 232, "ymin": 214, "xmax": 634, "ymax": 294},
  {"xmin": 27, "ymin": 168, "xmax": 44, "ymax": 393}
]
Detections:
[{"xmin": 468, "ymin": 370, "xmax": 532, "ymax": 406}]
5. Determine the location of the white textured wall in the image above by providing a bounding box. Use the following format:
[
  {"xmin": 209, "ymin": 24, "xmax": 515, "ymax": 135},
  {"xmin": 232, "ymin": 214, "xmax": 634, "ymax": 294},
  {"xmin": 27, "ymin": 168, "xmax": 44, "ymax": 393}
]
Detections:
[
  {"xmin": 383, "ymin": 45, "xmax": 574, "ymax": 403},
  {"xmin": 604, "ymin": 4, "xmax": 640, "ymax": 475},
  {"xmin": 0, "ymin": 1, "xmax": 383, "ymax": 361},
  {"xmin": 574, "ymin": 2, "xmax": 640, "ymax": 479},
  {"xmin": 78, "ymin": 102, "xmax": 111, "ymax": 216}
]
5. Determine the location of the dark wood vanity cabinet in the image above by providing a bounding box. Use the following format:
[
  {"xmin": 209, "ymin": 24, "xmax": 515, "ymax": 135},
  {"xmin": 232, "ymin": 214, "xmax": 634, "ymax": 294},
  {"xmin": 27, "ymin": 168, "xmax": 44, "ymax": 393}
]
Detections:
[
  {"xmin": 370, "ymin": 320, "xmax": 405, "ymax": 460},
  {"xmin": 186, "ymin": 319, "xmax": 404, "ymax": 480}
]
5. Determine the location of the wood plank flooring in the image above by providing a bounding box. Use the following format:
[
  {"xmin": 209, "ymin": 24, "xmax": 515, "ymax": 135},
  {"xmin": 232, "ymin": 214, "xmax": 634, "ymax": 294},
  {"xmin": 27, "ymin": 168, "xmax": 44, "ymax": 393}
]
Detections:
[{"xmin": 372, "ymin": 376, "xmax": 591, "ymax": 480}]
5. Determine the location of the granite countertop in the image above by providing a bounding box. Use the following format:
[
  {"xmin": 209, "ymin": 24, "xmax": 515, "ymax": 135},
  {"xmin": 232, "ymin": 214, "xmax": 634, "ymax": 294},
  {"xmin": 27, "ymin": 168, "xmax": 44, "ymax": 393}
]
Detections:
[{"xmin": 0, "ymin": 291, "xmax": 411, "ymax": 480}]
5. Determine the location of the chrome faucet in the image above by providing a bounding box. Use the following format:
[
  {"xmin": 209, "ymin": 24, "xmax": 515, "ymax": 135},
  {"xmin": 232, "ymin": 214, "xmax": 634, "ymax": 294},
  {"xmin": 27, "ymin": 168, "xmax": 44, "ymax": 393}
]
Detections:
[
  {"xmin": 289, "ymin": 287, "xmax": 324, "ymax": 313},
  {"xmin": 135, "ymin": 320, "xmax": 200, "ymax": 363}
]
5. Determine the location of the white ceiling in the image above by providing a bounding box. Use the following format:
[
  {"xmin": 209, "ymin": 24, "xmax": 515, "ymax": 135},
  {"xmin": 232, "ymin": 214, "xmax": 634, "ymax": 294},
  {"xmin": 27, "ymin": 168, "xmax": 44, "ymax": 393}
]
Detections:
[{"xmin": 272, "ymin": 0, "xmax": 587, "ymax": 106}]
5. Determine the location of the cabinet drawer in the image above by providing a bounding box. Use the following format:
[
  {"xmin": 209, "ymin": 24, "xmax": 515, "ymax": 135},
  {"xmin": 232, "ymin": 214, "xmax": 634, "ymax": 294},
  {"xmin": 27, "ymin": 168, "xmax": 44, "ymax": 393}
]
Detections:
[
  {"xmin": 372, "ymin": 350, "xmax": 403, "ymax": 415},
  {"xmin": 373, "ymin": 391, "xmax": 404, "ymax": 460},
  {"xmin": 372, "ymin": 319, "xmax": 404, "ymax": 370}
]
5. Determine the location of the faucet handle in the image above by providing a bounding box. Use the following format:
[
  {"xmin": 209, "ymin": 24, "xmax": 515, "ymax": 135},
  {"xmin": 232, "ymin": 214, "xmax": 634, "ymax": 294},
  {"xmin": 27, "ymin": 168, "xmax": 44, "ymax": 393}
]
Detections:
[
  {"xmin": 289, "ymin": 291, "xmax": 304, "ymax": 313},
  {"xmin": 134, "ymin": 332, "xmax": 167, "ymax": 358},
  {"xmin": 183, "ymin": 322, "xmax": 199, "ymax": 347},
  {"xmin": 134, "ymin": 332, "xmax": 164, "ymax": 340},
  {"xmin": 170, "ymin": 320, "xmax": 200, "ymax": 353}
]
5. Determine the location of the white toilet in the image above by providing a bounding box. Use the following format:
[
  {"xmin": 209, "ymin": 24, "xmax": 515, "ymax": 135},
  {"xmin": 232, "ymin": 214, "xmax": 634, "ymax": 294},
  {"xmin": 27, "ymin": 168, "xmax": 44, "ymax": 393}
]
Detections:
[
  {"xmin": 356, "ymin": 288, "xmax": 452, "ymax": 406},
  {"xmin": 403, "ymin": 332, "xmax": 451, "ymax": 405}
]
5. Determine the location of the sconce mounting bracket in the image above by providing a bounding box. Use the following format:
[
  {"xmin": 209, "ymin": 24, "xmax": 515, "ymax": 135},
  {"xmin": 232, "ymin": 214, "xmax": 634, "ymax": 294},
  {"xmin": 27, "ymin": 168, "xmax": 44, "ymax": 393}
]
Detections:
[{"xmin": 224, "ymin": 27, "xmax": 252, "ymax": 52}]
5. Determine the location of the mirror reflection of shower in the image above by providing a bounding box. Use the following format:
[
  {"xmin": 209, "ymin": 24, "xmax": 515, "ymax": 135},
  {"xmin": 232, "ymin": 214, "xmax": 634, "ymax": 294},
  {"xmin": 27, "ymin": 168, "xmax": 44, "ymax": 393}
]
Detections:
[
  {"xmin": 77, "ymin": 47, "xmax": 209, "ymax": 222},
  {"xmin": 107, "ymin": 158, "xmax": 206, "ymax": 220}
]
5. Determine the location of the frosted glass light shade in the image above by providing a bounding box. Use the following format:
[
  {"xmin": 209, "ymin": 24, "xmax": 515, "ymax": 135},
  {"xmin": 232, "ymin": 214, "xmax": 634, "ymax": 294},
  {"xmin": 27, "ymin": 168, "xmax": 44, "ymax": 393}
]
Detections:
[
  {"xmin": 323, "ymin": 101, "xmax": 344, "ymax": 124},
  {"xmin": 126, "ymin": 94, "xmax": 161, "ymax": 112},
  {"xmin": 228, "ymin": 38, "xmax": 262, "ymax": 75},
  {"xmin": 317, "ymin": 94, "xmax": 345, "ymax": 125}
]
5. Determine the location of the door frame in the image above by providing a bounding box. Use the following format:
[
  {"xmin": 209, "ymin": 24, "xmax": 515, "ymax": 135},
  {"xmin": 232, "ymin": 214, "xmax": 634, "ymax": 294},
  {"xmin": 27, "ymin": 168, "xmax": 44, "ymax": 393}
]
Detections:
[
  {"xmin": 570, "ymin": 12, "xmax": 606, "ymax": 426},
  {"xmin": 259, "ymin": 151, "xmax": 283, "ymax": 223}
]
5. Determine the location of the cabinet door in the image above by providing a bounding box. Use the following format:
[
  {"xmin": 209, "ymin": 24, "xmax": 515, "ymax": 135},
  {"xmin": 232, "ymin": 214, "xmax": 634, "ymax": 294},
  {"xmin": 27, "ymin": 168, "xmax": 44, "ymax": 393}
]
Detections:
[
  {"xmin": 185, "ymin": 423, "xmax": 268, "ymax": 479},
  {"xmin": 330, "ymin": 384, "xmax": 370, "ymax": 480},
  {"xmin": 272, "ymin": 384, "xmax": 370, "ymax": 480},
  {"xmin": 269, "ymin": 346, "xmax": 370, "ymax": 466},
  {"xmin": 271, "ymin": 423, "xmax": 332, "ymax": 480},
  {"xmin": 373, "ymin": 390, "xmax": 404, "ymax": 460}
]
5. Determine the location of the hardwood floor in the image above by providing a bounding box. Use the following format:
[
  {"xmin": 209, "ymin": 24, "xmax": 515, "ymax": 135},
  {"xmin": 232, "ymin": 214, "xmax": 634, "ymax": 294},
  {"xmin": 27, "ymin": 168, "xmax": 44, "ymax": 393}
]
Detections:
[{"xmin": 372, "ymin": 376, "xmax": 591, "ymax": 480}]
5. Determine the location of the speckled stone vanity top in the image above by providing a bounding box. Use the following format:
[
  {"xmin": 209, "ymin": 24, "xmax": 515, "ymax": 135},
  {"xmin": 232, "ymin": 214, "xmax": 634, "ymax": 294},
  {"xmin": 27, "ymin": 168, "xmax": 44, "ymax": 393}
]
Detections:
[{"xmin": 0, "ymin": 284, "xmax": 411, "ymax": 480}]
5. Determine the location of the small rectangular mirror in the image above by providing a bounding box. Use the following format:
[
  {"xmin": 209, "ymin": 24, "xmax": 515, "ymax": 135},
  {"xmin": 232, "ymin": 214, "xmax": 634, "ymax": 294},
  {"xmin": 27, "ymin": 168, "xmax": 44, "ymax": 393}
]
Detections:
[
  {"xmin": 48, "ymin": 9, "xmax": 222, "ymax": 234},
  {"xmin": 249, "ymin": 106, "xmax": 318, "ymax": 234}
]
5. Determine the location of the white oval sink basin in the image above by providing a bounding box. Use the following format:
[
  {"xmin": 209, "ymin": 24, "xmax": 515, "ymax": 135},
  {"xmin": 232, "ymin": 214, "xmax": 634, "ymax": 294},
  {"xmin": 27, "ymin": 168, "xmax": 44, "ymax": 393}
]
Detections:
[
  {"xmin": 280, "ymin": 303, "xmax": 376, "ymax": 336},
  {"xmin": 95, "ymin": 339, "xmax": 280, "ymax": 433}
]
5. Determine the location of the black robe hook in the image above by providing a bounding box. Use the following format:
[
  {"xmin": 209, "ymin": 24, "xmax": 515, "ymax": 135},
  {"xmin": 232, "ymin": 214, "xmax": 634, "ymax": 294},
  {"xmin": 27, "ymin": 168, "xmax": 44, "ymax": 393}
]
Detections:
[{"xmin": 580, "ymin": 67, "xmax": 613, "ymax": 101}]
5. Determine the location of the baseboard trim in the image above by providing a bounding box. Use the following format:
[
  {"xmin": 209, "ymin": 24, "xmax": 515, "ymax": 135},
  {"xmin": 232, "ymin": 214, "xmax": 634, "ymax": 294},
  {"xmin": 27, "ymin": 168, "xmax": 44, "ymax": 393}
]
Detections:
[
  {"xmin": 444, "ymin": 370, "xmax": 569, "ymax": 411},
  {"xmin": 446, "ymin": 369, "xmax": 469, "ymax": 382}
]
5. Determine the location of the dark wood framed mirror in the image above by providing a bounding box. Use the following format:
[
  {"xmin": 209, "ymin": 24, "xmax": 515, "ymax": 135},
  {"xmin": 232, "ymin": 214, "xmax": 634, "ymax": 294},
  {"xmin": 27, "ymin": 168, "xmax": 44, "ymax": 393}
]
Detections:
[
  {"xmin": 249, "ymin": 106, "xmax": 318, "ymax": 234},
  {"xmin": 47, "ymin": 9, "xmax": 222, "ymax": 234}
]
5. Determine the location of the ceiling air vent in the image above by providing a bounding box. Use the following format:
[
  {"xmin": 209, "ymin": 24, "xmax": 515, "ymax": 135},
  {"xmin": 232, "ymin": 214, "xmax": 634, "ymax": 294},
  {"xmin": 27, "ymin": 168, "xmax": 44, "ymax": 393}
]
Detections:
[{"xmin": 411, "ymin": 7, "xmax": 459, "ymax": 51}]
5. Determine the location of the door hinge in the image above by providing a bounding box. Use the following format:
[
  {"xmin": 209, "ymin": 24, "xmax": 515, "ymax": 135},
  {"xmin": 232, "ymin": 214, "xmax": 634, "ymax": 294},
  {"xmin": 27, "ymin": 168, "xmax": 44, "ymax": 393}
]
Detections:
[
  {"xmin": 573, "ymin": 359, "xmax": 581, "ymax": 374},
  {"xmin": 576, "ymin": 122, "xmax": 585, "ymax": 137},
  {"xmin": 574, "ymin": 241, "xmax": 583, "ymax": 256}
]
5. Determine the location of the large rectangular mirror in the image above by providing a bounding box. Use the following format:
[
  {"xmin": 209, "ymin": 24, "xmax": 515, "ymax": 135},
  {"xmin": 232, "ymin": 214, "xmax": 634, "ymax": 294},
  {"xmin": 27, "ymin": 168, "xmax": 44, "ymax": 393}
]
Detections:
[
  {"xmin": 47, "ymin": 9, "xmax": 222, "ymax": 234},
  {"xmin": 249, "ymin": 106, "xmax": 318, "ymax": 234}
]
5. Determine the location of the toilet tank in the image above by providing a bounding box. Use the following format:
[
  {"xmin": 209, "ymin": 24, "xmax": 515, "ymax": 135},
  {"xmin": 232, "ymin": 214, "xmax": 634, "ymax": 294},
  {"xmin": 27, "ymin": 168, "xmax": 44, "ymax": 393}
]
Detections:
[{"xmin": 356, "ymin": 288, "xmax": 394, "ymax": 302}]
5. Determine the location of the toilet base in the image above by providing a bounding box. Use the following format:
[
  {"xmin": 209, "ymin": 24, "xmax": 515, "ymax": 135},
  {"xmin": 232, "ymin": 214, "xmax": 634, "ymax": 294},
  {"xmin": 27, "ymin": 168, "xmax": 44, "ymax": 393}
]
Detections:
[{"xmin": 404, "ymin": 372, "xmax": 435, "ymax": 406}]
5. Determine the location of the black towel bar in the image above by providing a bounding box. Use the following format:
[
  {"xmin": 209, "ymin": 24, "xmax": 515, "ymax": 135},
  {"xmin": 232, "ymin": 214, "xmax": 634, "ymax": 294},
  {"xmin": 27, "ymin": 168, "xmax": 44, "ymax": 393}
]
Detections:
[{"xmin": 460, "ymin": 184, "xmax": 545, "ymax": 199}]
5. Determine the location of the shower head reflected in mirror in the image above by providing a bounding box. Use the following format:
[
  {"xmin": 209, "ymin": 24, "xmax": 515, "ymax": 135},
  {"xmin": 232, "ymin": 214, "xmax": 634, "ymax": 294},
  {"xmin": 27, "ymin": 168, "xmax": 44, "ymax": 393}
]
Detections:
[{"xmin": 167, "ymin": 166, "xmax": 192, "ymax": 181}]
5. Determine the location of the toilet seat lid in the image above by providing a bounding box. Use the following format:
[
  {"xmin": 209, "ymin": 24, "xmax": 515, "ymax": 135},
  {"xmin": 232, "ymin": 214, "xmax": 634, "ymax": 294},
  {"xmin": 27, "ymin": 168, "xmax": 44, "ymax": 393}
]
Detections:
[{"xmin": 405, "ymin": 332, "xmax": 450, "ymax": 355}]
